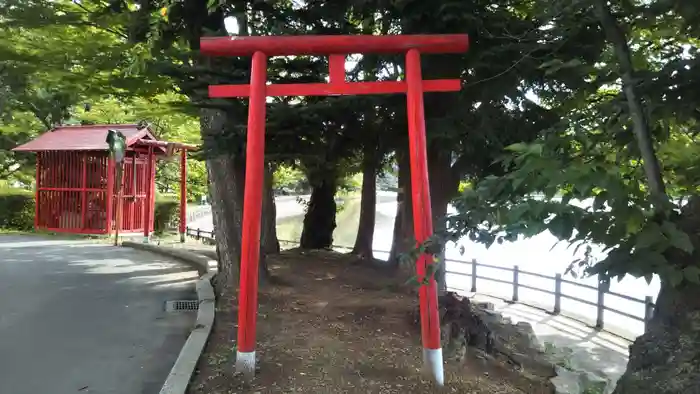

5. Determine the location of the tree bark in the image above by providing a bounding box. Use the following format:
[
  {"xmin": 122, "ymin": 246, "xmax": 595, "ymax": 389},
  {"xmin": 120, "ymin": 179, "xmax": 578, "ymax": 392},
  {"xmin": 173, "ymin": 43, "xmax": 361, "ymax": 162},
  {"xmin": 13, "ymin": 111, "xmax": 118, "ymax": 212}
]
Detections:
[
  {"xmin": 300, "ymin": 170, "xmax": 338, "ymax": 249},
  {"xmin": 202, "ymin": 108, "xmax": 272, "ymax": 297},
  {"xmin": 352, "ymin": 145, "xmax": 379, "ymax": 259},
  {"xmin": 614, "ymin": 278, "xmax": 700, "ymax": 394},
  {"xmin": 261, "ymin": 162, "xmax": 280, "ymax": 254},
  {"xmin": 205, "ymin": 153, "xmax": 245, "ymax": 297},
  {"xmin": 613, "ymin": 197, "xmax": 700, "ymax": 394},
  {"xmin": 428, "ymin": 146, "xmax": 461, "ymax": 295},
  {"xmin": 388, "ymin": 149, "xmax": 415, "ymax": 268}
]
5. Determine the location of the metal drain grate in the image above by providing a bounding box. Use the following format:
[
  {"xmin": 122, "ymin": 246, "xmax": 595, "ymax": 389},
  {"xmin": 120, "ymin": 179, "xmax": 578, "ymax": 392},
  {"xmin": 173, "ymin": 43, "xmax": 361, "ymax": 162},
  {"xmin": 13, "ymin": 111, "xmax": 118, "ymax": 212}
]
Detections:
[{"xmin": 165, "ymin": 300, "xmax": 199, "ymax": 312}]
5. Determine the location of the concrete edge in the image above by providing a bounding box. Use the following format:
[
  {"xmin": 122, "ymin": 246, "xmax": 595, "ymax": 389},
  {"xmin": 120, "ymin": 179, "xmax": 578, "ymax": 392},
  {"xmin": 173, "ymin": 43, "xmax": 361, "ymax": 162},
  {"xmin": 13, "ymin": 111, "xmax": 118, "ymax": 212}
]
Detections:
[
  {"xmin": 158, "ymin": 271, "xmax": 215, "ymax": 394},
  {"xmin": 121, "ymin": 242, "xmax": 216, "ymax": 394},
  {"xmin": 123, "ymin": 241, "xmax": 209, "ymax": 276}
]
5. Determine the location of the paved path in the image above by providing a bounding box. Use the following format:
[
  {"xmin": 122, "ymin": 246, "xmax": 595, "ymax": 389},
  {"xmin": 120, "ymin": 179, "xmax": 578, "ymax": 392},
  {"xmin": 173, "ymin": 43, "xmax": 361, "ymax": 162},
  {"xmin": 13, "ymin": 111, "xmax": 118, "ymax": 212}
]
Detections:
[{"xmin": 0, "ymin": 235, "xmax": 198, "ymax": 394}]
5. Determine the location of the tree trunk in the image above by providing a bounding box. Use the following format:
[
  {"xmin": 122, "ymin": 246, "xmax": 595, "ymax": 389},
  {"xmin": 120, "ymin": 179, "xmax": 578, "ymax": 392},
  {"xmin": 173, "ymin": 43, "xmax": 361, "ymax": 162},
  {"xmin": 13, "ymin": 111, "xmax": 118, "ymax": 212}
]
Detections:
[
  {"xmin": 352, "ymin": 146, "xmax": 379, "ymax": 259},
  {"xmin": 613, "ymin": 198, "xmax": 700, "ymax": 393},
  {"xmin": 428, "ymin": 146, "xmax": 461, "ymax": 295},
  {"xmin": 388, "ymin": 149, "xmax": 415, "ymax": 268},
  {"xmin": 202, "ymin": 109, "xmax": 271, "ymax": 298},
  {"xmin": 593, "ymin": 0, "xmax": 667, "ymax": 206},
  {"xmin": 613, "ymin": 281, "xmax": 700, "ymax": 394},
  {"xmin": 206, "ymin": 152, "xmax": 245, "ymax": 299},
  {"xmin": 261, "ymin": 162, "xmax": 280, "ymax": 254},
  {"xmin": 300, "ymin": 171, "xmax": 337, "ymax": 249}
]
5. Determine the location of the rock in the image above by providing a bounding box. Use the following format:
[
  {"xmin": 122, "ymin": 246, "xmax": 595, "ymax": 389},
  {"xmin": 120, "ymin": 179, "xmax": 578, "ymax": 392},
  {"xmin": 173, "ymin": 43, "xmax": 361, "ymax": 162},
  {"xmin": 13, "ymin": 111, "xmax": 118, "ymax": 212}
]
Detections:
[
  {"xmin": 551, "ymin": 366, "xmax": 581, "ymax": 394},
  {"xmin": 580, "ymin": 372, "xmax": 609, "ymax": 394},
  {"xmin": 475, "ymin": 301, "xmax": 495, "ymax": 311},
  {"xmin": 545, "ymin": 343, "xmax": 615, "ymax": 394},
  {"xmin": 514, "ymin": 321, "xmax": 542, "ymax": 351}
]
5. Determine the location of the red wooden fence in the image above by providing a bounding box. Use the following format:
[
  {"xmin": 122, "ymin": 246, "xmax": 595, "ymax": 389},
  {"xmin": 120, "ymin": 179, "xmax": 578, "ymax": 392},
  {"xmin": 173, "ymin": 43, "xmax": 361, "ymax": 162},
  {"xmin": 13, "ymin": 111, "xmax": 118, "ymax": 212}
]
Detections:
[{"xmin": 36, "ymin": 151, "xmax": 153, "ymax": 234}]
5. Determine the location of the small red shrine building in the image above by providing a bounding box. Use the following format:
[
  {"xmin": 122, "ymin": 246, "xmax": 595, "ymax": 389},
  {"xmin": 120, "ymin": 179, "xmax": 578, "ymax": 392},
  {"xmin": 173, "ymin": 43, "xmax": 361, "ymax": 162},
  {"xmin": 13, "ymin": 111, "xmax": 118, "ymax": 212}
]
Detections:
[{"xmin": 13, "ymin": 124, "xmax": 177, "ymax": 236}]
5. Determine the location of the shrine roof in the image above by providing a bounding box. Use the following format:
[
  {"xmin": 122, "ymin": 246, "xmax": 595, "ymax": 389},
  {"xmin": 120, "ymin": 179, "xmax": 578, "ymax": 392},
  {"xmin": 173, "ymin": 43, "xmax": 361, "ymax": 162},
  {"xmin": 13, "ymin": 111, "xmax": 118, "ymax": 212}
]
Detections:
[{"xmin": 12, "ymin": 124, "xmax": 158, "ymax": 152}]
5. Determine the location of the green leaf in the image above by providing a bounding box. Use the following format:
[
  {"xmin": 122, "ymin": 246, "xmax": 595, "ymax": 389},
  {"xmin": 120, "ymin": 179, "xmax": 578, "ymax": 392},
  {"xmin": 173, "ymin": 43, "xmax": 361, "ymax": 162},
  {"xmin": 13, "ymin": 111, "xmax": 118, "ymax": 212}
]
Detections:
[
  {"xmin": 548, "ymin": 214, "xmax": 574, "ymax": 240},
  {"xmin": 635, "ymin": 222, "xmax": 665, "ymax": 250},
  {"xmin": 683, "ymin": 266, "xmax": 700, "ymax": 284},
  {"xmin": 660, "ymin": 221, "xmax": 694, "ymax": 254},
  {"xmin": 505, "ymin": 143, "xmax": 529, "ymax": 153},
  {"xmin": 669, "ymin": 268, "xmax": 684, "ymax": 287},
  {"xmin": 625, "ymin": 210, "xmax": 645, "ymax": 235}
]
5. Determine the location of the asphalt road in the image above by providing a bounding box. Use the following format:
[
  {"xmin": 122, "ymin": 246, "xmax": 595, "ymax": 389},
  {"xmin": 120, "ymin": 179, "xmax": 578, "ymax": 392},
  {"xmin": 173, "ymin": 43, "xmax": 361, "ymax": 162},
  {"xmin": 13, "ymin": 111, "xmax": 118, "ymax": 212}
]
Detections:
[{"xmin": 0, "ymin": 235, "xmax": 198, "ymax": 394}]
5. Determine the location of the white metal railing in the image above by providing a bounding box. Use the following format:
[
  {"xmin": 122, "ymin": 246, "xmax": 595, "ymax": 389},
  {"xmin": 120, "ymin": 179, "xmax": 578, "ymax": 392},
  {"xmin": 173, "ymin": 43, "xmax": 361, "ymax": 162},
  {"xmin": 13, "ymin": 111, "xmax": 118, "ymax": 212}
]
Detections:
[{"xmin": 185, "ymin": 226, "xmax": 656, "ymax": 334}]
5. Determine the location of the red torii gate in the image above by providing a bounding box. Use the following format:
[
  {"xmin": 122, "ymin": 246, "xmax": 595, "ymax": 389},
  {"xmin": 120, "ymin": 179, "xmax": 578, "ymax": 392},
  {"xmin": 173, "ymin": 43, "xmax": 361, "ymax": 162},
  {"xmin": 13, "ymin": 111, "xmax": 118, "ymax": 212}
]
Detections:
[{"xmin": 200, "ymin": 34, "xmax": 469, "ymax": 385}]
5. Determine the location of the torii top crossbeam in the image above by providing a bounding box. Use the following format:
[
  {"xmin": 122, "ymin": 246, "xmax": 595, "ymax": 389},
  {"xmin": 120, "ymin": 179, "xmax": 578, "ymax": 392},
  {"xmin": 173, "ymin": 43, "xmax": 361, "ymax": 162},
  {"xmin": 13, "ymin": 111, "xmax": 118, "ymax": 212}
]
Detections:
[
  {"xmin": 201, "ymin": 34, "xmax": 469, "ymax": 98},
  {"xmin": 200, "ymin": 34, "xmax": 469, "ymax": 56}
]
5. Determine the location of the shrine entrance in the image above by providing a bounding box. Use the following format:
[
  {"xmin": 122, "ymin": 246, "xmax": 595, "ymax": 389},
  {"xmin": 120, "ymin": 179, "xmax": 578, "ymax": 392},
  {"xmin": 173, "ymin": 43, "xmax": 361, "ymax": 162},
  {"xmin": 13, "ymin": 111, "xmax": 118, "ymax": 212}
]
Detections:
[{"xmin": 200, "ymin": 34, "xmax": 470, "ymax": 385}]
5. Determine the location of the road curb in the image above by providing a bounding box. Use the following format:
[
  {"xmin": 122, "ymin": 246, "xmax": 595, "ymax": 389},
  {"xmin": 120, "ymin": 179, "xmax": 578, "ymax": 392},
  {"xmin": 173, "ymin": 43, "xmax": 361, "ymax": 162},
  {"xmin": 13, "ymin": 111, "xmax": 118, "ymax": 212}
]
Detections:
[
  {"xmin": 123, "ymin": 241, "xmax": 210, "ymax": 275},
  {"xmin": 121, "ymin": 242, "xmax": 216, "ymax": 394}
]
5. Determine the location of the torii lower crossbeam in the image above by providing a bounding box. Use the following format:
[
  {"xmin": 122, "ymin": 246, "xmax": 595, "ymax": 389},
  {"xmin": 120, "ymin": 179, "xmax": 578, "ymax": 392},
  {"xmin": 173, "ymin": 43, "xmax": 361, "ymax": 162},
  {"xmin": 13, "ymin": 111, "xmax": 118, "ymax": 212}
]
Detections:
[{"xmin": 201, "ymin": 34, "xmax": 469, "ymax": 386}]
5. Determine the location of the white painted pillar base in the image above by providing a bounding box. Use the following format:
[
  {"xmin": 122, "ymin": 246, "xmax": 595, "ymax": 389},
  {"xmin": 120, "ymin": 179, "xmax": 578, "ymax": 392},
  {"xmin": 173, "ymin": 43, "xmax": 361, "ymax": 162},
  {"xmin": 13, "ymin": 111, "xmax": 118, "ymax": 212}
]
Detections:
[
  {"xmin": 422, "ymin": 348, "xmax": 445, "ymax": 386},
  {"xmin": 235, "ymin": 351, "xmax": 256, "ymax": 380},
  {"xmin": 142, "ymin": 236, "xmax": 149, "ymax": 244}
]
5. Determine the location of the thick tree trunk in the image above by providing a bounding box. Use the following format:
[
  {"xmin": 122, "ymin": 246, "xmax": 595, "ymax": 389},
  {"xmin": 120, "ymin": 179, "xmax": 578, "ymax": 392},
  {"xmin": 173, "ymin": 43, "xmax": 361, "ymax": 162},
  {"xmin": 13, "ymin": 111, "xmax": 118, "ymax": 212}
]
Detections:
[
  {"xmin": 206, "ymin": 152, "xmax": 245, "ymax": 299},
  {"xmin": 613, "ymin": 199, "xmax": 700, "ymax": 394},
  {"xmin": 202, "ymin": 109, "xmax": 271, "ymax": 298},
  {"xmin": 352, "ymin": 146, "xmax": 379, "ymax": 259},
  {"xmin": 300, "ymin": 171, "xmax": 337, "ymax": 249},
  {"xmin": 261, "ymin": 162, "xmax": 280, "ymax": 254},
  {"xmin": 428, "ymin": 146, "xmax": 461, "ymax": 295},
  {"xmin": 389, "ymin": 149, "xmax": 415, "ymax": 268},
  {"xmin": 613, "ymin": 280, "xmax": 700, "ymax": 394}
]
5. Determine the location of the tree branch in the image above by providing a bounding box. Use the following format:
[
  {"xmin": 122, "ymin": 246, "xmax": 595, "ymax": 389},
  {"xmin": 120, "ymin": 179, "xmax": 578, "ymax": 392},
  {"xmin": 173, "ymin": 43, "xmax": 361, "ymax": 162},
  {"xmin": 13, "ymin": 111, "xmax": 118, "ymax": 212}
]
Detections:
[{"xmin": 594, "ymin": 0, "xmax": 668, "ymax": 206}]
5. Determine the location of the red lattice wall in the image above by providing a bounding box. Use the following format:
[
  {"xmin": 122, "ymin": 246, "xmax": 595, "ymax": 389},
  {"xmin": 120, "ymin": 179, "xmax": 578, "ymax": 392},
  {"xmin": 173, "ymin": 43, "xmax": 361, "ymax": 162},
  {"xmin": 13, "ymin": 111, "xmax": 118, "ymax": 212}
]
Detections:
[{"xmin": 36, "ymin": 150, "xmax": 155, "ymax": 234}]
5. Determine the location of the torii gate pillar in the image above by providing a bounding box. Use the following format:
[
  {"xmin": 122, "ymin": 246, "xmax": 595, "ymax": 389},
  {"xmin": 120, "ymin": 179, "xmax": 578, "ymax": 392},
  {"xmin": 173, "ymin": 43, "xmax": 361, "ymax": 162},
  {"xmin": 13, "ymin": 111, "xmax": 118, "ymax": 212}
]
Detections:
[{"xmin": 201, "ymin": 34, "xmax": 469, "ymax": 386}]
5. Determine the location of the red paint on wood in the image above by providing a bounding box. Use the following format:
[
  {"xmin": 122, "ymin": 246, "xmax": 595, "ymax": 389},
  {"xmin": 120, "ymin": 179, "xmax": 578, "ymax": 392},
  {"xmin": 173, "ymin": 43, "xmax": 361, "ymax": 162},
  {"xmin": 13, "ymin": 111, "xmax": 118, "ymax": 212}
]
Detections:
[
  {"xmin": 201, "ymin": 34, "xmax": 469, "ymax": 57},
  {"xmin": 34, "ymin": 156, "xmax": 40, "ymax": 230},
  {"xmin": 81, "ymin": 153, "xmax": 88, "ymax": 229},
  {"xmin": 237, "ymin": 51, "xmax": 267, "ymax": 353},
  {"xmin": 405, "ymin": 49, "xmax": 442, "ymax": 350},
  {"xmin": 210, "ymin": 79, "xmax": 461, "ymax": 98},
  {"xmin": 179, "ymin": 149, "xmax": 187, "ymax": 240},
  {"xmin": 329, "ymin": 54, "xmax": 346, "ymax": 85},
  {"xmin": 143, "ymin": 146, "xmax": 154, "ymax": 239},
  {"xmin": 12, "ymin": 124, "xmax": 156, "ymax": 152}
]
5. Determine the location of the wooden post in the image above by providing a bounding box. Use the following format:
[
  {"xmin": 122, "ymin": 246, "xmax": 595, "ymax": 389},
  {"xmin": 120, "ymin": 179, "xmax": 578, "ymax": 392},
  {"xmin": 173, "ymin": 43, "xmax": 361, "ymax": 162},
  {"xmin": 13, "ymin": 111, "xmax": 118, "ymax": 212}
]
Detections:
[
  {"xmin": 106, "ymin": 157, "xmax": 114, "ymax": 235},
  {"xmin": 34, "ymin": 154, "xmax": 40, "ymax": 230},
  {"xmin": 179, "ymin": 148, "xmax": 187, "ymax": 243},
  {"xmin": 405, "ymin": 48, "xmax": 443, "ymax": 386},
  {"xmin": 553, "ymin": 274, "xmax": 562, "ymax": 315},
  {"xmin": 81, "ymin": 153, "xmax": 88, "ymax": 230},
  {"xmin": 113, "ymin": 161, "xmax": 125, "ymax": 246},
  {"xmin": 512, "ymin": 265, "xmax": 520, "ymax": 302},
  {"xmin": 470, "ymin": 259, "xmax": 478, "ymax": 293},
  {"xmin": 235, "ymin": 50, "xmax": 268, "ymax": 379},
  {"xmin": 644, "ymin": 296, "xmax": 654, "ymax": 333},
  {"xmin": 142, "ymin": 146, "xmax": 154, "ymax": 242},
  {"xmin": 596, "ymin": 278, "xmax": 608, "ymax": 330}
]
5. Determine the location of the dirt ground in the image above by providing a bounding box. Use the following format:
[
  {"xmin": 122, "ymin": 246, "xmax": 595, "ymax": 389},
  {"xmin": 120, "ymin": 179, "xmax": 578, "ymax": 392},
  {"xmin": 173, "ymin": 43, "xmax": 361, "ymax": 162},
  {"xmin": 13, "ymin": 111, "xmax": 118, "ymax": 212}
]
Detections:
[{"xmin": 188, "ymin": 250, "xmax": 554, "ymax": 394}]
